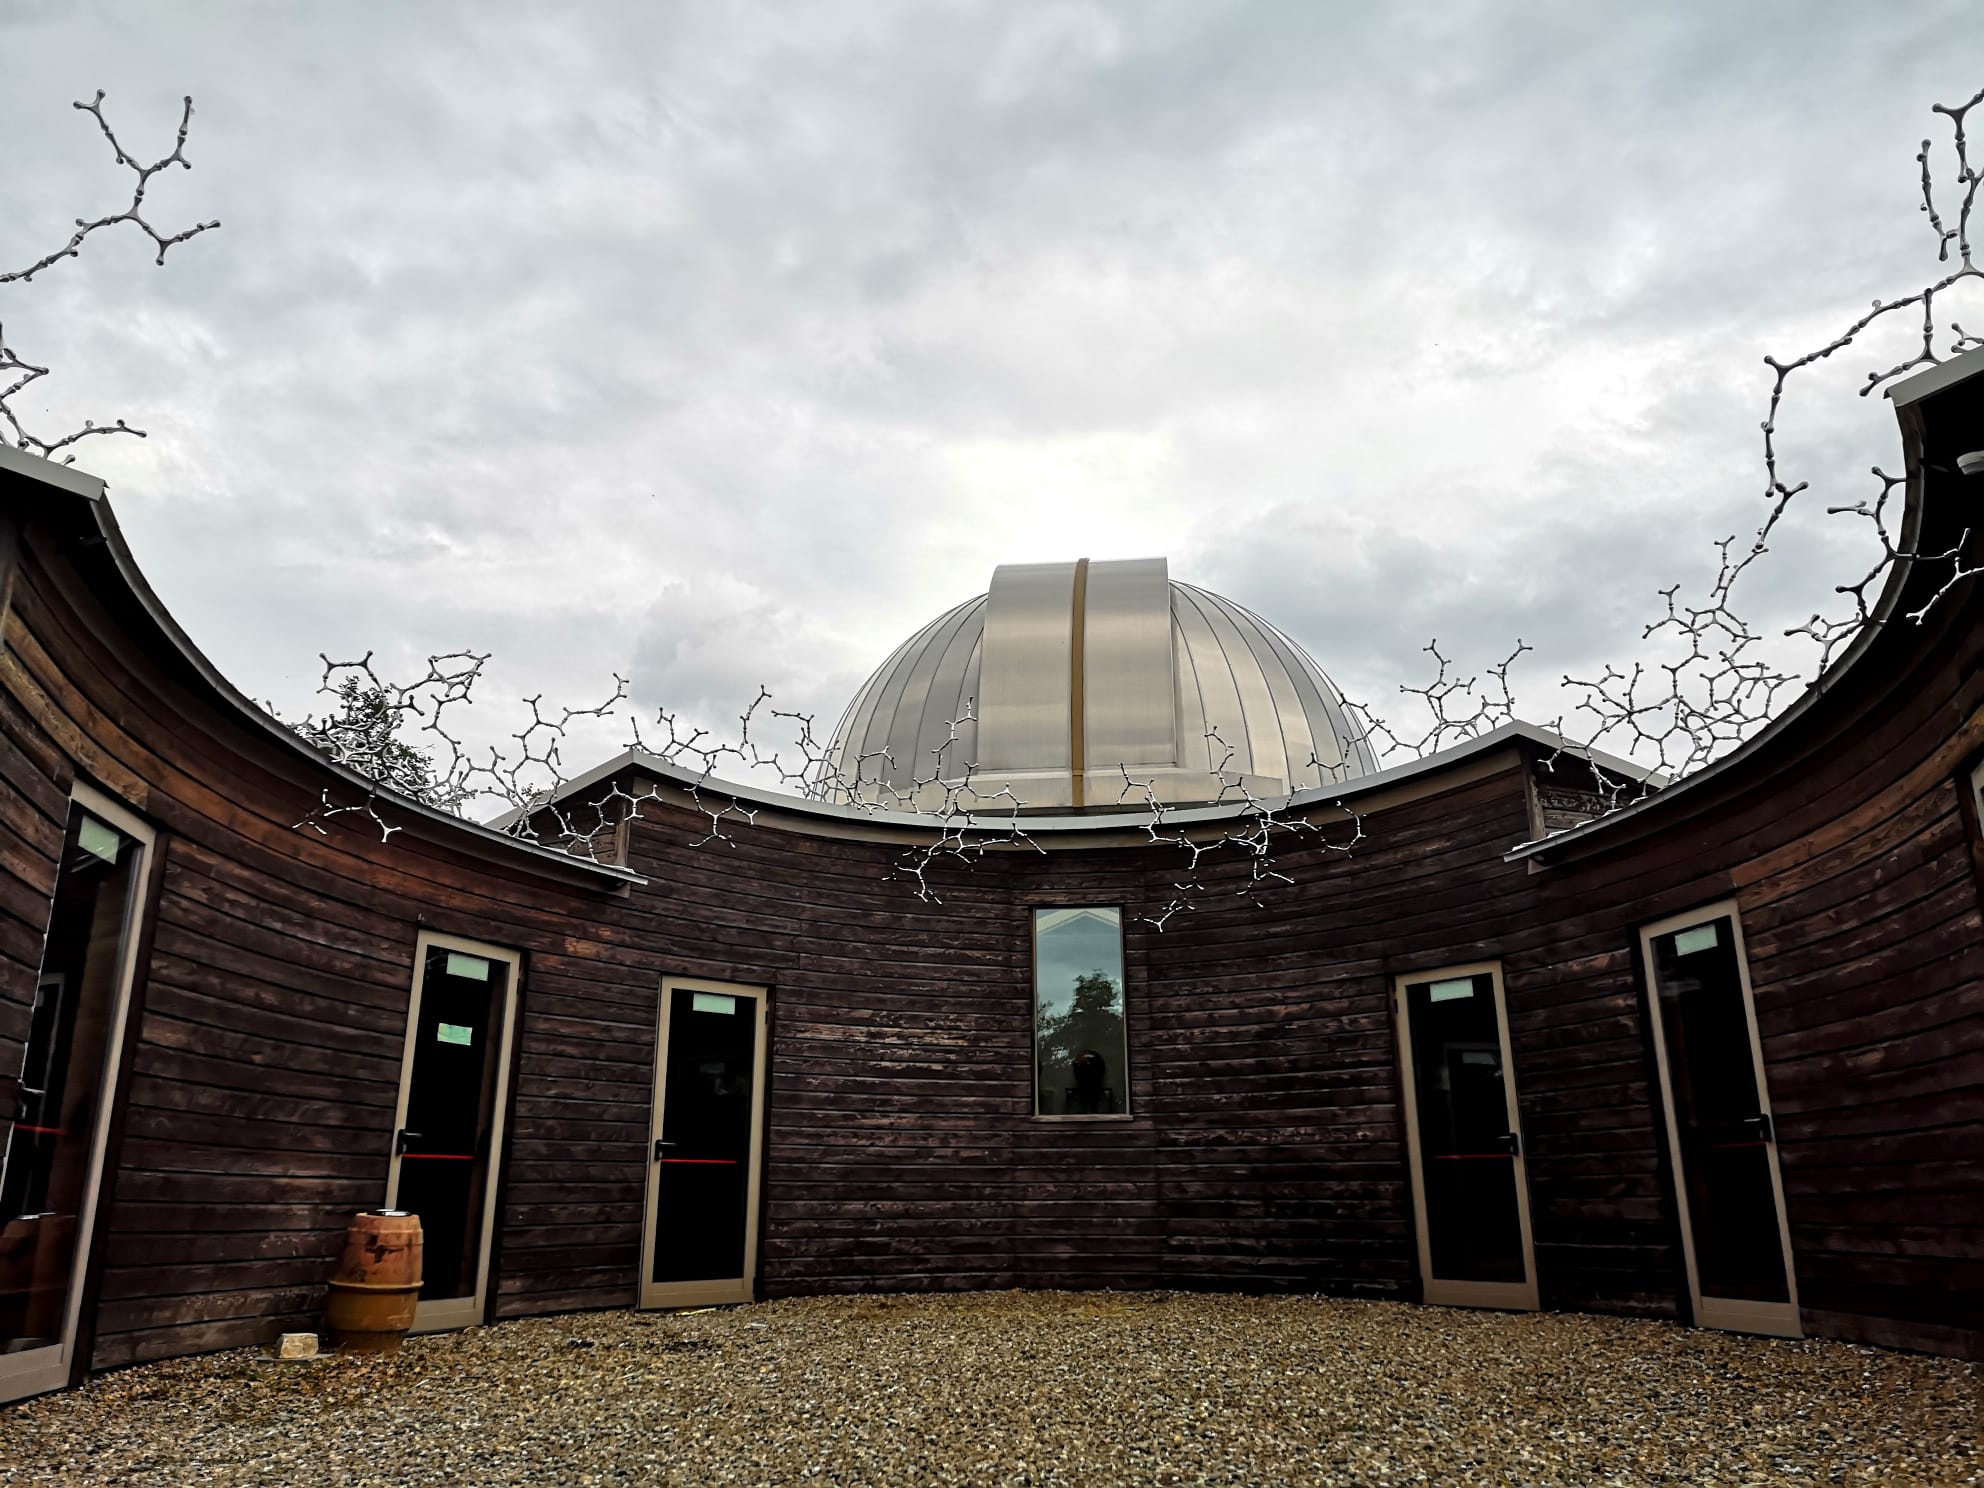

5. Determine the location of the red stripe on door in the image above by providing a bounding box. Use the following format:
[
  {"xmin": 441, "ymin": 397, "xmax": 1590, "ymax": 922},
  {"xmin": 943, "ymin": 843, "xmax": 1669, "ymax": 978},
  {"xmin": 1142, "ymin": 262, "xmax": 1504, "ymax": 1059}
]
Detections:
[
  {"xmin": 659, "ymin": 1158, "xmax": 738, "ymax": 1165},
  {"xmin": 400, "ymin": 1153, "xmax": 477, "ymax": 1161}
]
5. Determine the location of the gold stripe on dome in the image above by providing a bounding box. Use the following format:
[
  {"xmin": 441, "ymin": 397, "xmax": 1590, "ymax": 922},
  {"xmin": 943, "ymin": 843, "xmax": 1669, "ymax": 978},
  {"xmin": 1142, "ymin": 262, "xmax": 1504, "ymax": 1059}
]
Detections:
[{"xmin": 1070, "ymin": 558, "xmax": 1089, "ymax": 809}]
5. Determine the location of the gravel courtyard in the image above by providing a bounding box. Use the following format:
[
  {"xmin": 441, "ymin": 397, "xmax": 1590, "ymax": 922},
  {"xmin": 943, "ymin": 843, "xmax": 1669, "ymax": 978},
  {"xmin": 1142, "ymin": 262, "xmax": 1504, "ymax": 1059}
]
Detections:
[{"xmin": 0, "ymin": 1292, "xmax": 1976, "ymax": 1487}]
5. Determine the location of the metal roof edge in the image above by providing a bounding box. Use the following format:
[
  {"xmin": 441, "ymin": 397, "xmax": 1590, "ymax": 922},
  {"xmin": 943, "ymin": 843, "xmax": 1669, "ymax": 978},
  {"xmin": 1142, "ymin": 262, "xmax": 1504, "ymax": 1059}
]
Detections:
[
  {"xmin": 520, "ymin": 718, "xmax": 1654, "ymax": 838},
  {"xmin": 0, "ymin": 442, "xmax": 110, "ymax": 503},
  {"xmin": 1884, "ymin": 345, "xmax": 1984, "ymax": 408},
  {"xmin": 1, "ymin": 450, "xmax": 1663, "ymax": 872}
]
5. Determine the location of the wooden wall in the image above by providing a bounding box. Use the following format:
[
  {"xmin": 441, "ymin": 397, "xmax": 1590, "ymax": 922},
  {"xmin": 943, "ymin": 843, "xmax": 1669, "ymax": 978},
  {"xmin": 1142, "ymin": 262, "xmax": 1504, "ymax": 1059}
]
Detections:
[
  {"xmin": 1514, "ymin": 599, "xmax": 1984, "ymax": 1352},
  {"xmin": 0, "ymin": 499, "xmax": 641, "ymax": 1370},
  {"xmin": 1507, "ymin": 372, "xmax": 1984, "ymax": 1358},
  {"xmin": 603, "ymin": 769, "xmax": 1547, "ymax": 1301},
  {"xmin": 0, "ymin": 361, "xmax": 1980, "ymax": 1380},
  {"xmin": 1130, "ymin": 765, "xmax": 1540, "ymax": 1302}
]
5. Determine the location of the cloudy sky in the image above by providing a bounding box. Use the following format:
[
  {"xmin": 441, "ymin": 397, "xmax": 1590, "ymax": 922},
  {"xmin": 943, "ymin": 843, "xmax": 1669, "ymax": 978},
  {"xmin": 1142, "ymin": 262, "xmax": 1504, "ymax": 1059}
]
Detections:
[{"xmin": 2, "ymin": 2, "xmax": 1980, "ymax": 793}]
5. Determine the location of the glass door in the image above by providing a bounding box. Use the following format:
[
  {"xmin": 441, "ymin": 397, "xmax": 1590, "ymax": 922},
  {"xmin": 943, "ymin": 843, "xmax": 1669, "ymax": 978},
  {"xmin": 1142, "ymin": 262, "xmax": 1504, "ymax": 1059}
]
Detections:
[
  {"xmin": 640, "ymin": 977, "xmax": 767, "ymax": 1309},
  {"xmin": 385, "ymin": 933, "xmax": 521, "ymax": 1333},
  {"xmin": 1394, "ymin": 962, "xmax": 1539, "ymax": 1310},
  {"xmin": 1640, "ymin": 904, "xmax": 1801, "ymax": 1337},
  {"xmin": 0, "ymin": 785, "xmax": 153, "ymax": 1403}
]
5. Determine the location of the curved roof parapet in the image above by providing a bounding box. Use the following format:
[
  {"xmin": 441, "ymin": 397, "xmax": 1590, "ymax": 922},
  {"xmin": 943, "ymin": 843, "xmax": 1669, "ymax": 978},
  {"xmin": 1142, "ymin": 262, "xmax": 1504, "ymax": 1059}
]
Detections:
[{"xmin": 814, "ymin": 557, "xmax": 1380, "ymax": 812}]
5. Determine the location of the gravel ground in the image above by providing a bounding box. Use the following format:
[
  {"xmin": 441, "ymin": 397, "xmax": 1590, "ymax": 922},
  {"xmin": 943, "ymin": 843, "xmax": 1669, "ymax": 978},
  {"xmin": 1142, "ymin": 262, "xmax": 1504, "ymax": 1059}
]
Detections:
[{"xmin": 0, "ymin": 1292, "xmax": 1977, "ymax": 1487}]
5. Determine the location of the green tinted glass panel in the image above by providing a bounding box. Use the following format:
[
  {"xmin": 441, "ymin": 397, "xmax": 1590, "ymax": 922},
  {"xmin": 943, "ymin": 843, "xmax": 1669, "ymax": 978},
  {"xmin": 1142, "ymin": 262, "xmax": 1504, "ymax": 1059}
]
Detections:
[
  {"xmin": 1404, "ymin": 973, "xmax": 1525, "ymax": 1285},
  {"xmin": 1649, "ymin": 918, "xmax": 1790, "ymax": 1304},
  {"xmin": 1034, "ymin": 907, "xmax": 1127, "ymax": 1116}
]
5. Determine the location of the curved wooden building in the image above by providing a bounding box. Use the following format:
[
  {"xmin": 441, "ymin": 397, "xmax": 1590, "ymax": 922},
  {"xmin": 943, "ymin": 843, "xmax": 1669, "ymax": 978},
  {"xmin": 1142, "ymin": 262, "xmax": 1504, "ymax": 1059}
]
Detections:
[{"xmin": 0, "ymin": 350, "xmax": 1979, "ymax": 1401}]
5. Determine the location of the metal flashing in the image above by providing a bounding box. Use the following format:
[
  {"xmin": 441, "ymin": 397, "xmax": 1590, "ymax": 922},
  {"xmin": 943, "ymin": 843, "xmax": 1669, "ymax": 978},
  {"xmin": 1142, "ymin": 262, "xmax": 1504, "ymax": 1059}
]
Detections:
[
  {"xmin": 0, "ymin": 443, "xmax": 109, "ymax": 503},
  {"xmin": 1884, "ymin": 345, "xmax": 1984, "ymax": 408},
  {"xmin": 512, "ymin": 718, "xmax": 1656, "ymax": 842}
]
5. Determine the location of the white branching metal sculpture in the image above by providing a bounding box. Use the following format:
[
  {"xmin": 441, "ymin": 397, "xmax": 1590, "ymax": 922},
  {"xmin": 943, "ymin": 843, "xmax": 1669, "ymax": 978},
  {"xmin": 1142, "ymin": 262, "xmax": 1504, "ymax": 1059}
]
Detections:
[
  {"xmin": 1, "ymin": 92, "xmax": 219, "ymax": 461},
  {"xmin": 11, "ymin": 81, "xmax": 1966, "ymax": 923},
  {"xmin": 1536, "ymin": 84, "xmax": 1984, "ymax": 785},
  {"xmin": 1114, "ymin": 731, "xmax": 1368, "ymax": 932},
  {"xmin": 1319, "ymin": 84, "xmax": 1984, "ymax": 811},
  {"xmin": 1347, "ymin": 640, "xmax": 1532, "ymax": 763},
  {"xmin": 281, "ymin": 82, "xmax": 1984, "ymax": 923}
]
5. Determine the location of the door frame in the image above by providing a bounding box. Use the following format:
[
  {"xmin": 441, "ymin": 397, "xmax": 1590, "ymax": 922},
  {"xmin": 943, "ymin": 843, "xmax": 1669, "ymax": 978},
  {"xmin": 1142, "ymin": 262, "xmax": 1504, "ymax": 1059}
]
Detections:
[
  {"xmin": 1638, "ymin": 900, "xmax": 1802, "ymax": 1338},
  {"xmin": 1393, "ymin": 959, "xmax": 1540, "ymax": 1311},
  {"xmin": 384, "ymin": 930, "xmax": 522, "ymax": 1334},
  {"xmin": 0, "ymin": 781, "xmax": 154, "ymax": 1404},
  {"xmin": 640, "ymin": 975, "xmax": 769, "ymax": 1309}
]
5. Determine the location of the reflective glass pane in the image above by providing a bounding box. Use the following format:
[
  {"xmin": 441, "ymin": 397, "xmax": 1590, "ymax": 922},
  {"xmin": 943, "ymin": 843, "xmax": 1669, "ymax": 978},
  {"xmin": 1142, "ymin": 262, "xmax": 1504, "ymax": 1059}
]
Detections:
[
  {"xmin": 1034, "ymin": 907, "xmax": 1127, "ymax": 1116},
  {"xmin": 396, "ymin": 948, "xmax": 509, "ymax": 1302},
  {"xmin": 652, "ymin": 988, "xmax": 758, "ymax": 1284},
  {"xmin": 0, "ymin": 808, "xmax": 142, "ymax": 1355},
  {"xmin": 1404, "ymin": 973, "xmax": 1526, "ymax": 1284},
  {"xmin": 1649, "ymin": 918, "xmax": 1790, "ymax": 1304}
]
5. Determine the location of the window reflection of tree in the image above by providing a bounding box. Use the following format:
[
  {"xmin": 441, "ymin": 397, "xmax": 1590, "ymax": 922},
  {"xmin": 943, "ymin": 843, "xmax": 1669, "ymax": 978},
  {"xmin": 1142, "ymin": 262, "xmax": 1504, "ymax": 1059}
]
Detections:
[{"xmin": 1038, "ymin": 970, "xmax": 1122, "ymax": 1114}]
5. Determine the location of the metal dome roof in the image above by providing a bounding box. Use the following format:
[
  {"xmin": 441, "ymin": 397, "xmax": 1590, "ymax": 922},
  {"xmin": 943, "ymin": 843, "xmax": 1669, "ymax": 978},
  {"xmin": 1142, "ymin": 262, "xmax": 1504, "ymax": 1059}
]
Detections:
[{"xmin": 814, "ymin": 557, "xmax": 1377, "ymax": 811}]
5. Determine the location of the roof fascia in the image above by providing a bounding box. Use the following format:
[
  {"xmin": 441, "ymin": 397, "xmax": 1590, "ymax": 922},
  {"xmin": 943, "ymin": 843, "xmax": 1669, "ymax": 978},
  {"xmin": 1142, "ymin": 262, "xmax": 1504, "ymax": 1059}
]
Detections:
[
  {"xmin": 520, "ymin": 719, "xmax": 1651, "ymax": 838},
  {"xmin": 0, "ymin": 443, "xmax": 108, "ymax": 503},
  {"xmin": 1885, "ymin": 345, "xmax": 1984, "ymax": 408}
]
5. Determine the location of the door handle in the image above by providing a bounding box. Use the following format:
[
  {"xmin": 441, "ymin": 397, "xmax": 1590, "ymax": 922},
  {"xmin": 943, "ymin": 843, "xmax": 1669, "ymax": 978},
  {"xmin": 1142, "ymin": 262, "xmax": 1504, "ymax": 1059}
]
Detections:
[
  {"xmin": 395, "ymin": 1129, "xmax": 423, "ymax": 1155},
  {"xmin": 1495, "ymin": 1132, "xmax": 1521, "ymax": 1157},
  {"xmin": 653, "ymin": 1139, "xmax": 676, "ymax": 1162},
  {"xmin": 1737, "ymin": 1114, "xmax": 1774, "ymax": 1143}
]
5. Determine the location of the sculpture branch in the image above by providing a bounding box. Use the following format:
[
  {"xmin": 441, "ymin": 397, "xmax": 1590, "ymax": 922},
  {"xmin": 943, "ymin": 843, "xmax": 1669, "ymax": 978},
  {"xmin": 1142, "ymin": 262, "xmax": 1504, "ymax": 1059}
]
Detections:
[
  {"xmin": 282, "ymin": 84, "xmax": 1984, "ymax": 912},
  {"xmin": 1369, "ymin": 84, "xmax": 1984, "ymax": 800},
  {"xmin": 0, "ymin": 91, "xmax": 219, "ymax": 461}
]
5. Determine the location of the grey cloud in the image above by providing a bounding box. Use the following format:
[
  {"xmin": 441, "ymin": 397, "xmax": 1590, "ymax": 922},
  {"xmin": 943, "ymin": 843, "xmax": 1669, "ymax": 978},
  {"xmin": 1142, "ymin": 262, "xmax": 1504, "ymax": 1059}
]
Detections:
[{"xmin": 1, "ymin": 2, "xmax": 1979, "ymax": 785}]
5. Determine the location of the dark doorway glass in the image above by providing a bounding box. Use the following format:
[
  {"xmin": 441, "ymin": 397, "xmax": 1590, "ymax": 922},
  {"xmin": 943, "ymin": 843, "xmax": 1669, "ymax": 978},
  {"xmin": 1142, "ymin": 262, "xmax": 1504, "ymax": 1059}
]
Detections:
[
  {"xmin": 1648, "ymin": 918, "xmax": 1790, "ymax": 1304},
  {"xmin": 1034, "ymin": 908, "xmax": 1127, "ymax": 1116},
  {"xmin": 651, "ymin": 988, "xmax": 759, "ymax": 1285},
  {"xmin": 0, "ymin": 807, "xmax": 143, "ymax": 1355},
  {"xmin": 1403, "ymin": 973, "xmax": 1526, "ymax": 1284},
  {"xmin": 395, "ymin": 947, "xmax": 509, "ymax": 1303}
]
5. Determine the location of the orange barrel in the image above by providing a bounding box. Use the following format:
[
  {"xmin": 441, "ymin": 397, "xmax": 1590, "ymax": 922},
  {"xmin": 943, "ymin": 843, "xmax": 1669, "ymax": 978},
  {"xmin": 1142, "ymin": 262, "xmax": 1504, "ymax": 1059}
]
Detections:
[{"xmin": 323, "ymin": 1210, "xmax": 424, "ymax": 1354}]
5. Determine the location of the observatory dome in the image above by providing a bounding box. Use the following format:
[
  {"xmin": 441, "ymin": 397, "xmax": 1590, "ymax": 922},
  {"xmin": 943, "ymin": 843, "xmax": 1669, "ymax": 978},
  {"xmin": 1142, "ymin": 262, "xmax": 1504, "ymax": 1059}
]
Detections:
[{"xmin": 815, "ymin": 557, "xmax": 1377, "ymax": 812}]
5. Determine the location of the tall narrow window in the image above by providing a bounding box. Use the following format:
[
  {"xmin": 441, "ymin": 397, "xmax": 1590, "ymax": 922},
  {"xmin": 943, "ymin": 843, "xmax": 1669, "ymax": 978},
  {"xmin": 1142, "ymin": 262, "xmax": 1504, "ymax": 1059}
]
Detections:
[{"xmin": 1033, "ymin": 907, "xmax": 1128, "ymax": 1117}]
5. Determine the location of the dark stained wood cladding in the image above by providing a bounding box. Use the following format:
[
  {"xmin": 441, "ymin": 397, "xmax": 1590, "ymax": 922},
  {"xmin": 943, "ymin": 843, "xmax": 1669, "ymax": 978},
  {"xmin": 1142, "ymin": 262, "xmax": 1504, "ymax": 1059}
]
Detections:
[
  {"xmin": 0, "ymin": 502, "xmax": 640, "ymax": 1369},
  {"xmin": 1512, "ymin": 372, "xmax": 1984, "ymax": 1359},
  {"xmin": 1132, "ymin": 772, "xmax": 1535, "ymax": 1301},
  {"xmin": 600, "ymin": 759, "xmax": 1654, "ymax": 1311},
  {"xmin": 1519, "ymin": 614, "xmax": 1984, "ymax": 1355},
  {"xmin": 0, "ymin": 354, "xmax": 1979, "ymax": 1378}
]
